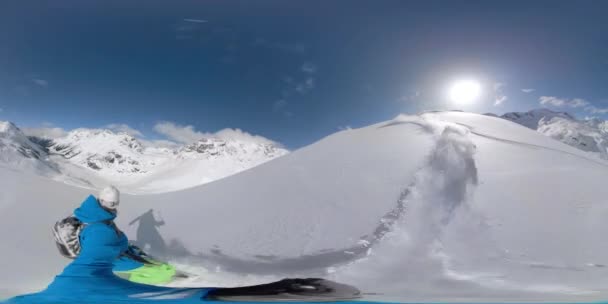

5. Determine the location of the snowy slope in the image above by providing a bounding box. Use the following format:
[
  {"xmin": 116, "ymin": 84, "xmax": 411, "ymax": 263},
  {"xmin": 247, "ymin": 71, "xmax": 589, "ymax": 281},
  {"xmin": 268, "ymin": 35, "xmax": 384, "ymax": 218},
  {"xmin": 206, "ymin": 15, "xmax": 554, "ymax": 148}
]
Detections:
[
  {"xmin": 1, "ymin": 122, "xmax": 288, "ymax": 194},
  {"xmin": 497, "ymin": 109, "xmax": 608, "ymax": 160},
  {"xmin": 2, "ymin": 112, "xmax": 608, "ymax": 302}
]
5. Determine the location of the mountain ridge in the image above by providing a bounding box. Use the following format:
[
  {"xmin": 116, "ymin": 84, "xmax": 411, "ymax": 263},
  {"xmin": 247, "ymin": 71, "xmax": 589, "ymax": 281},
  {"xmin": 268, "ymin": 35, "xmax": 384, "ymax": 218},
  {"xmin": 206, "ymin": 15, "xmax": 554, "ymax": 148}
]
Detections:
[
  {"xmin": 0, "ymin": 121, "xmax": 289, "ymax": 193},
  {"xmin": 490, "ymin": 108, "xmax": 608, "ymax": 160}
]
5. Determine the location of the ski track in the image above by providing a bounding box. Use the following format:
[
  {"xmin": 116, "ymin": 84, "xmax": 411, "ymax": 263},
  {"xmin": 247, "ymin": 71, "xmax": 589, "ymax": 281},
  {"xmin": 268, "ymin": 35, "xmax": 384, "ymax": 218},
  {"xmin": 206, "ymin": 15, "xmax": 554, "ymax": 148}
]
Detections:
[
  {"xmin": 172, "ymin": 115, "xmax": 487, "ymax": 295},
  {"xmin": 4, "ymin": 113, "xmax": 608, "ymax": 301}
]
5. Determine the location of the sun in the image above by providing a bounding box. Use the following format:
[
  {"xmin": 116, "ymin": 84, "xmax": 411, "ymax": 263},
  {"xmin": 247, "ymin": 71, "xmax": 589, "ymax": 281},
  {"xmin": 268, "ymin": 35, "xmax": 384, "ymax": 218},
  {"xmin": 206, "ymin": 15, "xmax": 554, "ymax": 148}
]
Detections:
[{"xmin": 448, "ymin": 80, "xmax": 481, "ymax": 105}]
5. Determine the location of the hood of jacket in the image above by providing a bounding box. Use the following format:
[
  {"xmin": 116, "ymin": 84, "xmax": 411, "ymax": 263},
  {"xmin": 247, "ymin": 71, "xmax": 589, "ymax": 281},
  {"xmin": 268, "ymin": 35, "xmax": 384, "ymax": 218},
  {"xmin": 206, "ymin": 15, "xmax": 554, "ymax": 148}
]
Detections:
[{"xmin": 74, "ymin": 195, "xmax": 116, "ymax": 223}]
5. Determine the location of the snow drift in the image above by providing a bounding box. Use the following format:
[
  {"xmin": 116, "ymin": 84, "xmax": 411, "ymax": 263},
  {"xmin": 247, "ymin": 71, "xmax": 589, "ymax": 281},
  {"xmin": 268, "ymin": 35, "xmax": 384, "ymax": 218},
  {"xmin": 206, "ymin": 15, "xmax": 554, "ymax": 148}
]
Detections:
[{"xmin": 2, "ymin": 111, "xmax": 608, "ymax": 302}]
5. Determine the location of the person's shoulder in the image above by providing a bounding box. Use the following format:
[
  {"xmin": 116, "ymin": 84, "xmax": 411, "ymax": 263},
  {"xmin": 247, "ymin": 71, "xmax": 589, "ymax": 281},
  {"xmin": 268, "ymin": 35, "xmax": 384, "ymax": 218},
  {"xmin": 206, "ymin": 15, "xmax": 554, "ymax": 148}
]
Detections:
[
  {"xmin": 83, "ymin": 220, "xmax": 113, "ymax": 229},
  {"xmin": 81, "ymin": 221, "xmax": 115, "ymax": 236}
]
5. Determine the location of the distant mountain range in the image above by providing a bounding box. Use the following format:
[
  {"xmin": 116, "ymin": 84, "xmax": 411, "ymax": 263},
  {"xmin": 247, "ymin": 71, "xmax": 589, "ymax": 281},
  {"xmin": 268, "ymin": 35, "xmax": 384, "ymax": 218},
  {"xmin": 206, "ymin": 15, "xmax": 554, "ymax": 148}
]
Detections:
[
  {"xmin": 0, "ymin": 121, "xmax": 288, "ymax": 193},
  {"xmin": 2, "ymin": 108, "xmax": 607, "ymax": 194},
  {"xmin": 488, "ymin": 108, "xmax": 608, "ymax": 160}
]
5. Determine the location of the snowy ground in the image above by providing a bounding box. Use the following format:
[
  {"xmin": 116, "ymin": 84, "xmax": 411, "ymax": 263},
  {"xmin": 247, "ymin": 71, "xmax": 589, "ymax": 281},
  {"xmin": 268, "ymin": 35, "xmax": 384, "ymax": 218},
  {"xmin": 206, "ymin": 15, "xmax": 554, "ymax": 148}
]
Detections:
[{"xmin": 2, "ymin": 111, "xmax": 608, "ymax": 302}]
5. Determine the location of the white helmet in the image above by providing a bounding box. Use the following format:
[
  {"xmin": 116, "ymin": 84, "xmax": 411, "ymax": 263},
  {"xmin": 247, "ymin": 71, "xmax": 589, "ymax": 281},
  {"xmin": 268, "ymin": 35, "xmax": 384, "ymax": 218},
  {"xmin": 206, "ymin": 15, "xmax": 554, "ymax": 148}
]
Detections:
[{"xmin": 99, "ymin": 185, "xmax": 120, "ymax": 211}]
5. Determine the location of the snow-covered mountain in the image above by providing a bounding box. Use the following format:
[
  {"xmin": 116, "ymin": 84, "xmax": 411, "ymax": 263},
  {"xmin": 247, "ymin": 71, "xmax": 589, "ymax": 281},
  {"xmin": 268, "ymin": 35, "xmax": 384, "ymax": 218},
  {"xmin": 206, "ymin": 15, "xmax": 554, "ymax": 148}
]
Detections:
[
  {"xmin": 495, "ymin": 109, "xmax": 608, "ymax": 160},
  {"xmin": 0, "ymin": 121, "xmax": 59, "ymax": 176},
  {"xmin": 0, "ymin": 121, "xmax": 289, "ymax": 193},
  {"xmin": 178, "ymin": 137, "xmax": 284, "ymax": 160},
  {"xmin": 49, "ymin": 129, "xmax": 155, "ymax": 174},
  {"xmin": 499, "ymin": 108, "xmax": 575, "ymax": 129},
  {"xmin": 537, "ymin": 117, "xmax": 608, "ymax": 158},
  {"xmin": 2, "ymin": 111, "xmax": 608, "ymax": 302}
]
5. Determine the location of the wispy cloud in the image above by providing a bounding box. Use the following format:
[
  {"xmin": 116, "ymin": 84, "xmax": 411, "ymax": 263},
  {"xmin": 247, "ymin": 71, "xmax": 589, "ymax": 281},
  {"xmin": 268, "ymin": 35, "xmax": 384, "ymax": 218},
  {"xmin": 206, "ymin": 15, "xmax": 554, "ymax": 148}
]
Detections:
[
  {"xmin": 21, "ymin": 124, "xmax": 67, "ymax": 139},
  {"xmin": 153, "ymin": 121, "xmax": 281, "ymax": 146},
  {"xmin": 538, "ymin": 96, "xmax": 608, "ymax": 114},
  {"xmin": 493, "ymin": 82, "xmax": 508, "ymax": 106},
  {"xmin": 585, "ymin": 105, "xmax": 608, "ymax": 114},
  {"xmin": 154, "ymin": 122, "xmax": 205, "ymax": 144},
  {"xmin": 569, "ymin": 98, "xmax": 589, "ymax": 108},
  {"xmin": 295, "ymin": 77, "xmax": 315, "ymax": 94},
  {"xmin": 494, "ymin": 95, "xmax": 508, "ymax": 106},
  {"xmin": 272, "ymin": 62, "xmax": 319, "ymax": 117},
  {"xmin": 294, "ymin": 63, "xmax": 317, "ymax": 94},
  {"xmin": 539, "ymin": 96, "xmax": 566, "ymax": 107},
  {"xmin": 183, "ymin": 18, "xmax": 208, "ymax": 23},
  {"xmin": 215, "ymin": 128, "xmax": 282, "ymax": 146},
  {"xmin": 522, "ymin": 88, "xmax": 535, "ymax": 93},
  {"xmin": 301, "ymin": 62, "xmax": 317, "ymax": 74},
  {"xmin": 174, "ymin": 18, "xmax": 209, "ymax": 40},
  {"xmin": 32, "ymin": 79, "xmax": 48, "ymax": 87},
  {"xmin": 539, "ymin": 96, "xmax": 589, "ymax": 108},
  {"xmin": 105, "ymin": 123, "xmax": 144, "ymax": 137}
]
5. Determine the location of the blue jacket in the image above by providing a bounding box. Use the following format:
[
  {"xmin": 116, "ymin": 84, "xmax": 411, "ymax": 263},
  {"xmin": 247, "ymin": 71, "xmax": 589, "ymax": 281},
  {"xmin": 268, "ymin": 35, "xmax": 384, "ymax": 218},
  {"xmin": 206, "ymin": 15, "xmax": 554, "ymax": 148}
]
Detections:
[
  {"xmin": 68, "ymin": 195, "xmax": 142, "ymax": 273},
  {"xmin": 5, "ymin": 196, "xmax": 371, "ymax": 304},
  {"xmin": 5, "ymin": 195, "xmax": 209, "ymax": 303}
]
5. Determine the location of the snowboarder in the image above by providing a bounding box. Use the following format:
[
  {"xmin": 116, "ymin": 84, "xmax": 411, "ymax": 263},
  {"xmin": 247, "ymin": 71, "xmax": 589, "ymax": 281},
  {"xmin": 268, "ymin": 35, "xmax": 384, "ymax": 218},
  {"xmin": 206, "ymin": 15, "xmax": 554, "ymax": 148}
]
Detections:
[
  {"xmin": 6, "ymin": 186, "xmax": 361, "ymax": 303},
  {"xmin": 52, "ymin": 186, "xmax": 177, "ymax": 284}
]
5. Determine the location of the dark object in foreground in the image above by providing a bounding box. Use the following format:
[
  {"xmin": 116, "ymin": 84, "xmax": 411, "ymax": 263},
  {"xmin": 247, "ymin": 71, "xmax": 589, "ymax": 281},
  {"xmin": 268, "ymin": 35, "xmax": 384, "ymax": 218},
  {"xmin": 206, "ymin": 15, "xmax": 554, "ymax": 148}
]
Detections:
[{"xmin": 206, "ymin": 278, "xmax": 361, "ymax": 302}]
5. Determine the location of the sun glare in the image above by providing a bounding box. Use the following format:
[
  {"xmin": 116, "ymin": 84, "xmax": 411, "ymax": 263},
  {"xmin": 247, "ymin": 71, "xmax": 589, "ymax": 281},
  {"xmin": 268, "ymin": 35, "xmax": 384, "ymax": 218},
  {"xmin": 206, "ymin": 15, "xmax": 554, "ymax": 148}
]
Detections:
[{"xmin": 448, "ymin": 80, "xmax": 481, "ymax": 105}]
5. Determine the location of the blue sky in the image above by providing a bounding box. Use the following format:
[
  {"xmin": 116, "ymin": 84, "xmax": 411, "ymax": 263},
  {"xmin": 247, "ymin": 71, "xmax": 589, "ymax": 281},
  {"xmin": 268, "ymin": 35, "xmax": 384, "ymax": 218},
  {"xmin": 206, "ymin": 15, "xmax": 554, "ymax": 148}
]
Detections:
[{"xmin": 1, "ymin": 1, "xmax": 607, "ymax": 148}]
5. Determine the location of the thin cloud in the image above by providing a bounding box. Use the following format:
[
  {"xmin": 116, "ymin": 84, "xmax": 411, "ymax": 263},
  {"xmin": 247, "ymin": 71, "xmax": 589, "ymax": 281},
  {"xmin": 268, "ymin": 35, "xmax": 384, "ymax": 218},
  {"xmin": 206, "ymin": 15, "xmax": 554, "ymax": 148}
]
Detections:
[
  {"xmin": 274, "ymin": 62, "xmax": 319, "ymax": 116},
  {"xmin": 539, "ymin": 96, "xmax": 608, "ymax": 114},
  {"xmin": 539, "ymin": 96, "xmax": 589, "ymax": 108},
  {"xmin": 539, "ymin": 96, "xmax": 566, "ymax": 107},
  {"xmin": 32, "ymin": 79, "xmax": 48, "ymax": 87},
  {"xmin": 493, "ymin": 82, "xmax": 507, "ymax": 106},
  {"xmin": 301, "ymin": 62, "xmax": 317, "ymax": 74},
  {"xmin": 215, "ymin": 128, "xmax": 282, "ymax": 146},
  {"xmin": 569, "ymin": 98, "xmax": 589, "ymax": 108},
  {"xmin": 494, "ymin": 95, "xmax": 508, "ymax": 106},
  {"xmin": 295, "ymin": 77, "xmax": 315, "ymax": 94},
  {"xmin": 105, "ymin": 123, "xmax": 144, "ymax": 138},
  {"xmin": 522, "ymin": 88, "xmax": 535, "ymax": 93},
  {"xmin": 585, "ymin": 105, "xmax": 608, "ymax": 114},
  {"xmin": 154, "ymin": 122, "xmax": 205, "ymax": 144},
  {"xmin": 183, "ymin": 18, "xmax": 208, "ymax": 23},
  {"xmin": 174, "ymin": 18, "xmax": 209, "ymax": 40},
  {"xmin": 22, "ymin": 126, "xmax": 67, "ymax": 139},
  {"xmin": 154, "ymin": 121, "xmax": 282, "ymax": 146}
]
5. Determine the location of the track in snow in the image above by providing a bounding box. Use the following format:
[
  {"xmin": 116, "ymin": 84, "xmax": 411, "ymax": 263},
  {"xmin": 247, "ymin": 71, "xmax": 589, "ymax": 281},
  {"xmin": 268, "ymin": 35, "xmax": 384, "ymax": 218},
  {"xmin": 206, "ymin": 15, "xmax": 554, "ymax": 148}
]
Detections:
[{"xmin": 169, "ymin": 116, "xmax": 483, "ymax": 293}]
